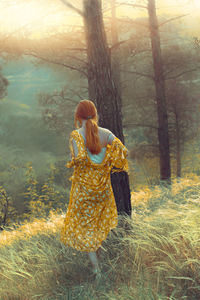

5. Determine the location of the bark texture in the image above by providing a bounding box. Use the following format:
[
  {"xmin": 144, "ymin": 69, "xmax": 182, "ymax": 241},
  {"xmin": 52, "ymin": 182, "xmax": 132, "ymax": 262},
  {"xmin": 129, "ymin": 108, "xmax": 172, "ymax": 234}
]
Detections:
[
  {"xmin": 148, "ymin": 0, "xmax": 171, "ymax": 183},
  {"xmin": 83, "ymin": 0, "xmax": 131, "ymax": 216},
  {"xmin": 110, "ymin": 0, "xmax": 122, "ymax": 112}
]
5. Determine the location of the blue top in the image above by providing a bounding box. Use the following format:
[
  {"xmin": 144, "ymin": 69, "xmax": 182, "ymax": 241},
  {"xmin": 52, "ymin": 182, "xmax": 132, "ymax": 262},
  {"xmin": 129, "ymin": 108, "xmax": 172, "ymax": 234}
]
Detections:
[{"xmin": 80, "ymin": 132, "xmax": 113, "ymax": 164}]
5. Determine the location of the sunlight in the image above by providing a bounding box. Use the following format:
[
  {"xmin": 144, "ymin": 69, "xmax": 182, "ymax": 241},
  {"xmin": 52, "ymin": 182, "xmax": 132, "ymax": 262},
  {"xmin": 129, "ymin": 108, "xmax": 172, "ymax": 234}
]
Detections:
[
  {"xmin": 0, "ymin": 0, "xmax": 82, "ymax": 38},
  {"xmin": 0, "ymin": 0, "xmax": 199, "ymax": 39},
  {"xmin": 8, "ymin": 3, "xmax": 42, "ymax": 27},
  {"xmin": 3, "ymin": 2, "xmax": 47, "ymax": 30},
  {"xmin": 158, "ymin": 0, "xmax": 200, "ymax": 15}
]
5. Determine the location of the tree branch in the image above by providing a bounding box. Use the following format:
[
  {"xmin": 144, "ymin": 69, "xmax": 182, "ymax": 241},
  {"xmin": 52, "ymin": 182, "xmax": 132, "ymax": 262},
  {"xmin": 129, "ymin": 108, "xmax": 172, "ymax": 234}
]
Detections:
[
  {"xmin": 120, "ymin": 69, "xmax": 154, "ymax": 80},
  {"xmin": 118, "ymin": 3, "xmax": 147, "ymax": 9},
  {"xmin": 0, "ymin": 10, "xmax": 52, "ymax": 51},
  {"xmin": 39, "ymin": 92, "xmax": 80, "ymax": 105},
  {"xmin": 165, "ymin": 68, "xmax": 198, "ymax": 80},
  {"xmin": 27, "ymin": 52, "xmax": 88, "ymax": 77},
  {"xmin": 111, "ymin": 17, "xmax": 148, "ymax": 28},
  {"xmin": 62, "ymin": 87, "xmax": 87, "ymax": 101},
  {"xmin": 110, "ymin": 40, "xmax": 151, "ymax": 53},
  {"xmin": 110, "ymin": 39, "xmax": 130, "ymax": 50},
  {"xmin": 159, "ymin": 14, "xmax": 189, "ymax": 27},
  {"xmin": 59, "ymin": 0, "xmax": 84, "ymax": 16},
  {"xmin": 63, "ymin": 54, "xmax": 87, "ymax": 65}
]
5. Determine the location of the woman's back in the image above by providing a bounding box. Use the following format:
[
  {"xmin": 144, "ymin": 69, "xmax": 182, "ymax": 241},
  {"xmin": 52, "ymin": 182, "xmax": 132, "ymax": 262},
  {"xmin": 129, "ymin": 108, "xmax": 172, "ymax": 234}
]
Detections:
[
  {"xmin": 77, "ymin": 126, "xmax": 115, "ymax": 147},
  {"xmin": 75, "ymin": 127, "xmax": 115, "ymax": 164}
]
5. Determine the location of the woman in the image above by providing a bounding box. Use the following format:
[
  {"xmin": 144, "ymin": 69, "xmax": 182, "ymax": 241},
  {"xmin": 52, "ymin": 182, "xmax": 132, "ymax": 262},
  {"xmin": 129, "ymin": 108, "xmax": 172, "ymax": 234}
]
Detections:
[{"xmin": 60, "ymin": 100, "xmax": 129, "ymax": 279}]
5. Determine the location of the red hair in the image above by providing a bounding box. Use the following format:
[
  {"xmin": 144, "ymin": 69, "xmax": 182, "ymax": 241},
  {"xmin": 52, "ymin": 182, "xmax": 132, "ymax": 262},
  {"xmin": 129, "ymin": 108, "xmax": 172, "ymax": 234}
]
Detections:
[{"xmin": 74, "ymin": 100, "xmax": 102, "ymax": 155}]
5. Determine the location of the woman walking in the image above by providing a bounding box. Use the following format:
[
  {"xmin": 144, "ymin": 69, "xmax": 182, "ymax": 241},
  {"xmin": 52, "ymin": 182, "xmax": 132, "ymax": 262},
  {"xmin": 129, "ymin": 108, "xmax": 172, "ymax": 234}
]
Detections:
[{"xmin": 60, "ymin": 100, "xmax": 129, "ymax": 279}]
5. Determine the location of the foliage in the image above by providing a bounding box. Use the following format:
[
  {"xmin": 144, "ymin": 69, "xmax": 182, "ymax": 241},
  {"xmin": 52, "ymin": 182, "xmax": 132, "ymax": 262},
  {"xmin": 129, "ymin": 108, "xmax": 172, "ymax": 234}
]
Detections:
[
  {"xmin": 0, "ymin": 186, "xmax": 17, "ymax": 229},
  {"xmin": 37, "ymin": 84, "xmax": 86, "ymax": 135},
  {"xmin": 130, "ymin": 144, "xmax": 160, "ymax": 186},
  {"xmin": 121, "ymin": 18, "xmax": 200, "ymax": 179},
  {"xmin": 23, "ymin": 162, "xmax": 66, "ymax": 222},
  {"xmin": 0, "ymin": 66, "xmax": 9, "ymax": 100}
]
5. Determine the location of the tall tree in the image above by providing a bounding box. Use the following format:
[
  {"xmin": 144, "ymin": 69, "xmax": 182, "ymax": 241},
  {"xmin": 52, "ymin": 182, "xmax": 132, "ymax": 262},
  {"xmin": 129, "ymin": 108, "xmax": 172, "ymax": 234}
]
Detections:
[
  {"xmin": 166, "ymin": 80, "xmax": 200, "ymax": 178},
  {"xmin": 60, "ymin": 0, "xmax": 132, "ymax": 216},
  {"xmin": 147, "ymin": 0, "xmax": 171, "ymax": 183},
  {"xmin": 118, "ymin": 0, "xmax": 173, "ymax": 183},
  {"xmin": 110, "ymin": 0, "xmax": 122, "ymax": 112}
]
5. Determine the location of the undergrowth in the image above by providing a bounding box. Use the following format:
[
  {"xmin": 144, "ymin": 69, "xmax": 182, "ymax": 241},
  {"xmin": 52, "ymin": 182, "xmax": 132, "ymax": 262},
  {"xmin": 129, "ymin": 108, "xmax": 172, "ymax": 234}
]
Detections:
[{"xmin": 0, "ymin": 176, "xmax": 199, "ymax": 299}]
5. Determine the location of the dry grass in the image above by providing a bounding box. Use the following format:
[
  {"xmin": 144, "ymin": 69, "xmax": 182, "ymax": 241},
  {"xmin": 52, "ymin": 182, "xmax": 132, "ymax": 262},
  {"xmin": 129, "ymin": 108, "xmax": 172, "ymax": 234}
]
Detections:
[{"xmin": 0, "ymin": 176, "xmax": 200, "ymax": 299}]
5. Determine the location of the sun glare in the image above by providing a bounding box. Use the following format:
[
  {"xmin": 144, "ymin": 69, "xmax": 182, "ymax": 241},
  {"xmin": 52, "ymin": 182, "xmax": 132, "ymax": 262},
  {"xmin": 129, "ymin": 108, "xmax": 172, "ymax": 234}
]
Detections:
[
  {"xmin": 0, "ymin": 0, "xmax": 199, "ymax": 39},
  {"xmin": 9, "ymin": 4, "xmax": 42, "ymax": 27},
  {"xmin": 0, "ymin": 1, "xmax": 82, "ymax": 38},
  {"xmin": 2, "ymin": 2, "xmax": 47, "ymax": 31}
]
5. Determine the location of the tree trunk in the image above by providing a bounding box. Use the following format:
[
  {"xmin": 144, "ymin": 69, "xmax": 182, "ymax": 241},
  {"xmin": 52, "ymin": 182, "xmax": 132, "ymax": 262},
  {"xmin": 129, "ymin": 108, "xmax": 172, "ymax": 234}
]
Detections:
[
  {"xmin": 83, "ymin": 0, "xmax": 131, "ymax": 216},
  {"xmin": 110, "ymin": 0, "xmax": 122, "ymax": 112},
  {"xmin": 148, "ymin": 0, "xmax": 171, "ymax": 184},
  {"xmin": 175, "ymin": 111, "xmax": 181, "ymax": 177},
  {"xmin": 83, "ymin": 0, "xmax": 122, "ymax": 135}
]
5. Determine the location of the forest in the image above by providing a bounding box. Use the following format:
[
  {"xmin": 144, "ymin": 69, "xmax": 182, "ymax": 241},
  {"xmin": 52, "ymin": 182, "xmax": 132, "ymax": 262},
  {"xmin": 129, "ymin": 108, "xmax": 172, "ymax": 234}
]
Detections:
[{"xmin": 0, "ymin": 0, "xmax": 200, "ymax": 299}]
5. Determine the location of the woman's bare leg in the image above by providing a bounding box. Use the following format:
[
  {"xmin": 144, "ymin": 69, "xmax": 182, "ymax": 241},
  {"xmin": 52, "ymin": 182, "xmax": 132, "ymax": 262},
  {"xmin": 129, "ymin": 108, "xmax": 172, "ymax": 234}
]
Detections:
[
  {"xmin": 87, "ymin": 249, "xmax": 102, "ymax": 279},
  {"xmin": 88, "ymin": 251, "xmax": 99, "ymax": 270}
]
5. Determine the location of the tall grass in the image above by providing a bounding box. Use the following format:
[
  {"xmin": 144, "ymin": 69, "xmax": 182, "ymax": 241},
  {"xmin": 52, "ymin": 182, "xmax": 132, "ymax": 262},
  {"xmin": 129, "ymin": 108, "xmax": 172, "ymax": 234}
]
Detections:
[{"xmin": 0, "ymin": 176, "xmax": 200, "ymax": 299}]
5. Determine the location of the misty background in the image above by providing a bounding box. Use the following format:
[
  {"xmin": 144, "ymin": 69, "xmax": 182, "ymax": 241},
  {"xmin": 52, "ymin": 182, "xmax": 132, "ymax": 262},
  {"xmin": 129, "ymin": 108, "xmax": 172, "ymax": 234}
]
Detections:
[{"xmin": 0, "ymin": 0, "xmax": 200, "ymax": 223}]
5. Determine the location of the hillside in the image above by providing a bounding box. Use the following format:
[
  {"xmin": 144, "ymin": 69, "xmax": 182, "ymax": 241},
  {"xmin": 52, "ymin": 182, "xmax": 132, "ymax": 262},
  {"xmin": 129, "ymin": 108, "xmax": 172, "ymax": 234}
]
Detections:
[{"xmin": 0, "ymin": 176, "xmax": 199, "ymax": 299}]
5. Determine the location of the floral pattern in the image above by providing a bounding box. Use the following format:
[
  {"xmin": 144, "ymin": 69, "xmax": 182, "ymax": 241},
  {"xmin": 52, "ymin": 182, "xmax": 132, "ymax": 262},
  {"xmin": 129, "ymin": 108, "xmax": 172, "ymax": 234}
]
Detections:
[{"xmin": 60, "ymin": 130, "xmax": 129, "ymax": 251}]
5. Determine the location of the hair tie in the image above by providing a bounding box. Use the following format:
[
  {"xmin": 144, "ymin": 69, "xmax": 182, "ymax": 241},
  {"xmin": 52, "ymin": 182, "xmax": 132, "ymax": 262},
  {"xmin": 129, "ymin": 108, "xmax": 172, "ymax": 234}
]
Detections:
[{"xmin": 86, "ymin": 115, "xmax": 92, "ymax": 120}]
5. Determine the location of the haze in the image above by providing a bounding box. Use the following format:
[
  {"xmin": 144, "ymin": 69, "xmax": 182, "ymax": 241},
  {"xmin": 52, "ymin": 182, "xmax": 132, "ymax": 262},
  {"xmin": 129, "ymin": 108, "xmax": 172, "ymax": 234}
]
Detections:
[{"xmin": 0, "ymin": 0, "xmax": 199, "ymax": 38}]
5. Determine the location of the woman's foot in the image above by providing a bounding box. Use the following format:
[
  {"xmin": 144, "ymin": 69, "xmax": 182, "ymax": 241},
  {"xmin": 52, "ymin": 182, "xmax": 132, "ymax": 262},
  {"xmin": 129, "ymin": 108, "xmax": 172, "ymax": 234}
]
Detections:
[
  {"xmin": 92, "ymin": 265, "xmax": 101, "ymax": 280},
  {"xmin": 88, "ymin": 251, "xmax": 101, "ymax": 279}
]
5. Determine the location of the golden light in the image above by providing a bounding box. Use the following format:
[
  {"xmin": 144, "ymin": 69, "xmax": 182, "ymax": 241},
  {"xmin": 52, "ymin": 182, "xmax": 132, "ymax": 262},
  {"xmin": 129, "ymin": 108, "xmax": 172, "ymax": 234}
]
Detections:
[
  {"xmin": 117, "ymin": 0, "xmax": 200, "ymax": 37},
  {"xmin": 0, "ymin": 0, "xmax": 199, "ymax": 39},
  {"xmin": 6, "ymin": 3, "xmax": 43, "ymax": 28},
  {"xmin": 0, "ymin": 0, "xmax": 82, "ymax": 38}
]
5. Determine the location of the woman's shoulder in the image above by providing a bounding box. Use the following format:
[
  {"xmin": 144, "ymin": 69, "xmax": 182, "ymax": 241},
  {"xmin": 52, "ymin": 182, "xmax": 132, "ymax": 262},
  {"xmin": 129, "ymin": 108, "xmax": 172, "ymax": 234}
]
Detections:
[
  {"xmin": 99, "ymin": 127, "xmax": 116, "ymax": 143},
  {"xmin": 98, "ymin": 126, "xmax": 113, "ymax": 135},
  {"xmin": 72, "ymin": 127, "xmax": 115, "ymax": 144}
]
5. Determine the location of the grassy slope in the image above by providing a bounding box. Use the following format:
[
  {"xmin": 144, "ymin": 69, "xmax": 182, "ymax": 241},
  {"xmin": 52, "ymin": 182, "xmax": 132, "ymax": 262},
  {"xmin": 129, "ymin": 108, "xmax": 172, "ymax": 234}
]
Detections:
[{"xmin": 0, "ymin": 176, "xmax": 200, "ymax": 300}]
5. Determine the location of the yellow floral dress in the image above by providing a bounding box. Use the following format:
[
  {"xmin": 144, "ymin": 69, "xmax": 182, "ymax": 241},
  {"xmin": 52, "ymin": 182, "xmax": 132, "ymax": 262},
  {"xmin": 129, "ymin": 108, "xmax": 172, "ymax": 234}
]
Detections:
[{"xmin": 60, "ymin": 130, "xmax": 129, "ymax": 252}]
